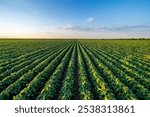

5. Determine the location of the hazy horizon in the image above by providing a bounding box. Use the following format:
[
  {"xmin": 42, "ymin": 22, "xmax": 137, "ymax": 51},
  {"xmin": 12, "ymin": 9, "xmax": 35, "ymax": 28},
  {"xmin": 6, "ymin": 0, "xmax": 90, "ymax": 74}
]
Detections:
[{"xmin": 0, "ymin": 0, "xmax": 150, "ymax": 38}]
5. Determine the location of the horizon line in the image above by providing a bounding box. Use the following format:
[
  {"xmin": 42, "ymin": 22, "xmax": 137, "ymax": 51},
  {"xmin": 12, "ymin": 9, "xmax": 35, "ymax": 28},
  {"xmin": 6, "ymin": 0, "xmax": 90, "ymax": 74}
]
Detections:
[{"xmin": 0, "ymin": 37, "xmax": 150, "ymax": 40}]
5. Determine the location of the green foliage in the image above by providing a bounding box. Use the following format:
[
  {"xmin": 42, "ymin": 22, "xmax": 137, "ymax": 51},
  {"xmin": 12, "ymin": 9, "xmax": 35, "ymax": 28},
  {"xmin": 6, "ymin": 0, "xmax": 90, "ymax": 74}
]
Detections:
[{"xmin": 0, "ymin": 39, "xmax": 149, "ymax": 100}]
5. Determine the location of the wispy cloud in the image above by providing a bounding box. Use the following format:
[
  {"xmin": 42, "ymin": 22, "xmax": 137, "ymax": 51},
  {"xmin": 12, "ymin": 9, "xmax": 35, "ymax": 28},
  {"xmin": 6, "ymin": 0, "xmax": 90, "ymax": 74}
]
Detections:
[
  {"xmin": 109, "ymin": 24, "xmax": 150, "ymax": 31},
  {"xmin": 58, "ymin": 24, "xmax": 94, "ymax": 31},
  {"xmin": 57, "ymin": 24, "xmax": 150, "ymax": 32},
  {"xmin": 85, "ymin": 17, "xmax": 94, "ymax": 22}
]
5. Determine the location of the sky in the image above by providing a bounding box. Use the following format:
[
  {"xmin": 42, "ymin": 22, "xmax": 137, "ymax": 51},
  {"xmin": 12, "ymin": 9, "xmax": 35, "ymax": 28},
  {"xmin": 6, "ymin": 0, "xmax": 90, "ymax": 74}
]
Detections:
[{"xmin": 0, "ymin": 0, "xmax": 150, "ymax": 38}]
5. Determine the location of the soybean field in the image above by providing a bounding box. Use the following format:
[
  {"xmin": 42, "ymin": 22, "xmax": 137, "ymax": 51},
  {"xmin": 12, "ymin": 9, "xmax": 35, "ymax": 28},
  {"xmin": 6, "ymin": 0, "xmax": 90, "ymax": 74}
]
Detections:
[{"xmin": 0, "ymin": 39, "xmax": 150, "ymax": 100}]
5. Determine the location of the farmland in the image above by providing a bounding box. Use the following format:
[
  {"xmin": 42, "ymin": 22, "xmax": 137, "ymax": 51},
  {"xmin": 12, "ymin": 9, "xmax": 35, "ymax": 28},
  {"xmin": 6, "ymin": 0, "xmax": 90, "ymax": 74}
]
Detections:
[{"xmin": 0, "ymin": 39, "xmax": 150, "ymax": 100}]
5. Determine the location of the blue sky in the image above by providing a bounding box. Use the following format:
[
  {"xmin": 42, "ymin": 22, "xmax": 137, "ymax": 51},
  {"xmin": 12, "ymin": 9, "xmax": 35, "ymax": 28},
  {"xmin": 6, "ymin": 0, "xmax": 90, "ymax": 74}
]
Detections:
[{"xmin": 0, "ymin": 0, "xmax": 150, "ymax": 38}]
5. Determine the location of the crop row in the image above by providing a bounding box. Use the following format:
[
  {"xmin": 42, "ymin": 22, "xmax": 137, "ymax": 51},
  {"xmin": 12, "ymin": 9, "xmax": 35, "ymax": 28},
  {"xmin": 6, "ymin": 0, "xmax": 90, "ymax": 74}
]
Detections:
[{"xmin": 0, "ymin": 40, "xmax": 149, "ymax": 100}]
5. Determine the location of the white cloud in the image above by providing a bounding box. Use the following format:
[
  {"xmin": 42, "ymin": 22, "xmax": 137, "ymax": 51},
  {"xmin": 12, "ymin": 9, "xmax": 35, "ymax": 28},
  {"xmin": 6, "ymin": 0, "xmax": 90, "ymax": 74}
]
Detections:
[
  {"xmin": 1, "ymin": 21, "xmax": 150, "ymax": 38},
  {"xmin": 57, "ymin": 24, "xmax": 150, "ymax": 32},
  {"xmin": 59, "ymin": 24, "xmax": 75, "ymax": 30},
  {"xmin": 58, "ymin": 24, "xmax": 93, "ymax": 31},
  {"xmin": 108, "ymin": 24, "xmax": 150, "ymax": 31},
  {"xmin": 86, "ymin": 17, "xmax": 94, "ymax": 22}
]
